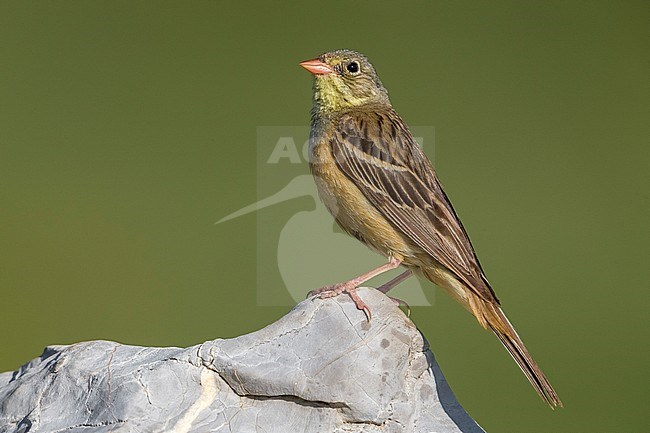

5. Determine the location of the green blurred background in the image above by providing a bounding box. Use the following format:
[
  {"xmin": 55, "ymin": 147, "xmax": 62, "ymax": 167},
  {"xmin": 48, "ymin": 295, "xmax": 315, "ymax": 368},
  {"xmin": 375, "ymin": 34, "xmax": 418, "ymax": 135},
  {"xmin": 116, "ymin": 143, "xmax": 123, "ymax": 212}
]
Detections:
[{"xmin": 1, "ymin": 2, "xmax": 647, "ymax": 432}]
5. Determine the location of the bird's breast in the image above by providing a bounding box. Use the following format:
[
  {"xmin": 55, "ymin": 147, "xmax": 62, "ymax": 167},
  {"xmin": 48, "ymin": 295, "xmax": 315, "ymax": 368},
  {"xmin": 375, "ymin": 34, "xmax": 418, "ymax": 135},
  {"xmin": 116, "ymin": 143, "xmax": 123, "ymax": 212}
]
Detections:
[{"xmin": 309, "ymin": 134, "xmax": 415, "ymax": 262}]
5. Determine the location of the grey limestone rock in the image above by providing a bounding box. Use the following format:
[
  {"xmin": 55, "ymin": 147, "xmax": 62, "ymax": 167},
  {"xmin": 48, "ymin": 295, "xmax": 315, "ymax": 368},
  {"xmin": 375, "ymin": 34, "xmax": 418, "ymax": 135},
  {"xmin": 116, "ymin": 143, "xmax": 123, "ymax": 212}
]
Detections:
[{"xmin": 0, "ymin": 287, "xmax": 484, "ymax": 433}]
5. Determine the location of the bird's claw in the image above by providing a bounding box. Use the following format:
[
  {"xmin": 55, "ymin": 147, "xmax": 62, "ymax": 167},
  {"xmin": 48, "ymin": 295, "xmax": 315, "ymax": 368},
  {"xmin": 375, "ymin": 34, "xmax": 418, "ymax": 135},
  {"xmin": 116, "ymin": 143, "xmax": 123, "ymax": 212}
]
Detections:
[
  {"xmin": 307, "ymin": 284, "xmax": 340, "ymax": 298},
  {"xmin": 307, "ymin": 283, "xmax": 372, "ymax": 322},
  {"xmin": 389, "ymin": 296, "xmax": 411, "ymax": 317},
  {"xmin": 347, "ymin": 287, "xmax": 372, "ymax": 321}
]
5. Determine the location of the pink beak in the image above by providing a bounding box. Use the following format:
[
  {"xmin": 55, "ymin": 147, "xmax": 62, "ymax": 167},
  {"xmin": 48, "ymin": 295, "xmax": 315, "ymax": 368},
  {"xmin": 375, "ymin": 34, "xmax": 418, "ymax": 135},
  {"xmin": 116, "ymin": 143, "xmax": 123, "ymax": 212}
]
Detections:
[{"xmin": 299, "ymin": 59, "xmax": 334, "ymax": 75}]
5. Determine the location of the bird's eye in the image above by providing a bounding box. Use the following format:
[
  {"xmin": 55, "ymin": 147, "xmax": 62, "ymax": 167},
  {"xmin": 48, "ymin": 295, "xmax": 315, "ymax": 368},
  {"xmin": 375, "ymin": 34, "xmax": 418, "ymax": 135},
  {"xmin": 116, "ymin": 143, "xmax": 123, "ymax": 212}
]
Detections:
[{"xmin": 346, "ymin": 61, "xmax": 360, "ymax": 74}]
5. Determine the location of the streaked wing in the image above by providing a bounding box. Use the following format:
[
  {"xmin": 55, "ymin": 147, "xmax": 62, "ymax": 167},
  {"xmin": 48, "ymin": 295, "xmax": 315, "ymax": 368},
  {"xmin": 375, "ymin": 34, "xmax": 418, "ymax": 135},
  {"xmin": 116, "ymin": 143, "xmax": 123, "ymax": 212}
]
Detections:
[{"xmin": 331, "ymin": 109, "xmax": 499, "ymax": 304}]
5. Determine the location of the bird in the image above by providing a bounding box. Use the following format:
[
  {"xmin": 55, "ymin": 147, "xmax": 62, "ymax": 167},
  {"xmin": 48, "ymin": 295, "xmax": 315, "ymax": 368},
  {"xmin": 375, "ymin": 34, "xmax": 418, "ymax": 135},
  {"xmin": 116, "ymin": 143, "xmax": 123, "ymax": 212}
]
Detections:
[{"xmin": 299, "ymin": 49, "xmax": 562, "ymax": 408}]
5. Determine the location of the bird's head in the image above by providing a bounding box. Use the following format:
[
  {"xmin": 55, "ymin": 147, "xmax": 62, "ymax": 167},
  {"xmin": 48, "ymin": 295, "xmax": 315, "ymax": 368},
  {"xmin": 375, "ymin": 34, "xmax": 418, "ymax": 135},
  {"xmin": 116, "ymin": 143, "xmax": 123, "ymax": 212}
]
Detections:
[{"xmin": 300, "ymin": 49, "xmax": 389, "ymax": 114}]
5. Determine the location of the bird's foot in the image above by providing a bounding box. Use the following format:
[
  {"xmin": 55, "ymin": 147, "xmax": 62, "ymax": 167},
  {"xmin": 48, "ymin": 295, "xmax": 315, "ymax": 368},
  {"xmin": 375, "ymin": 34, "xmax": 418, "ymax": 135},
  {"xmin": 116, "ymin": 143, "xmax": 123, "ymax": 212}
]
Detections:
[
  {"xmin": 308, "ymin": 283, "xmax": 372, "ymax": 321},
  {"xmin": 388, "ymin": 296, "xmax": 411, "ymax": 317}
]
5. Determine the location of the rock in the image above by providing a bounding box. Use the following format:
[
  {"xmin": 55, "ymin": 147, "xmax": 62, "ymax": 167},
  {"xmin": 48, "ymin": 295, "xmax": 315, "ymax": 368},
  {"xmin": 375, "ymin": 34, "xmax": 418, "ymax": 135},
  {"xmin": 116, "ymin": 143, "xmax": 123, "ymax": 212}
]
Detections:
[{"xmin": 0, "ymin": 288, "xmax": 484, "ymax": 433}]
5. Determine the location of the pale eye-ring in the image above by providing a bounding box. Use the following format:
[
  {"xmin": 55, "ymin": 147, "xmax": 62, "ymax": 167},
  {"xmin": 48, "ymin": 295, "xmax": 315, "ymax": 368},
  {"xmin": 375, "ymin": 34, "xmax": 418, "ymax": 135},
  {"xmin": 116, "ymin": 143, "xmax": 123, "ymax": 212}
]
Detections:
[{"xmin": 346, "ymin": 61, "xmax": 360, "ymax": 74}]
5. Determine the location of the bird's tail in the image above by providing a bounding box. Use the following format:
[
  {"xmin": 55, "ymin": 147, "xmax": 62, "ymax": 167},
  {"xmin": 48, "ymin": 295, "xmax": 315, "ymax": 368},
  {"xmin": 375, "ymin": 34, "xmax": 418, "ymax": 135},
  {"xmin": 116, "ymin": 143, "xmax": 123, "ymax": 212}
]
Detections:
[
  {"xmin": 480, "ymin": 300, "xmax": 563, "ymax": 408},
  {"xmin": 420, "ymin": 267, "xmax": 562, "ymax": 407}
]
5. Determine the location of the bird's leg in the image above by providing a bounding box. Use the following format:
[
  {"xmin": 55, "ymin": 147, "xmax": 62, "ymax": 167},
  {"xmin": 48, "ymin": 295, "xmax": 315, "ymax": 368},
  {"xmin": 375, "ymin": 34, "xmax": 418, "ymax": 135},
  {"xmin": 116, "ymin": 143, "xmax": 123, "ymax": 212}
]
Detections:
[
  {"xmin": 377, "ymin": 269, "xmax": 413, "ymax": 294},
  {"xmin": 310, "ymin": 257, "xmax": 402, "ymax": 297},
  {"xmin": 377, "ymin": 270, "xmax": 414, "ymax": 317},
  {"xmin": 309, "ymin": 257, "xmax": 402, "ymax": 320}
]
